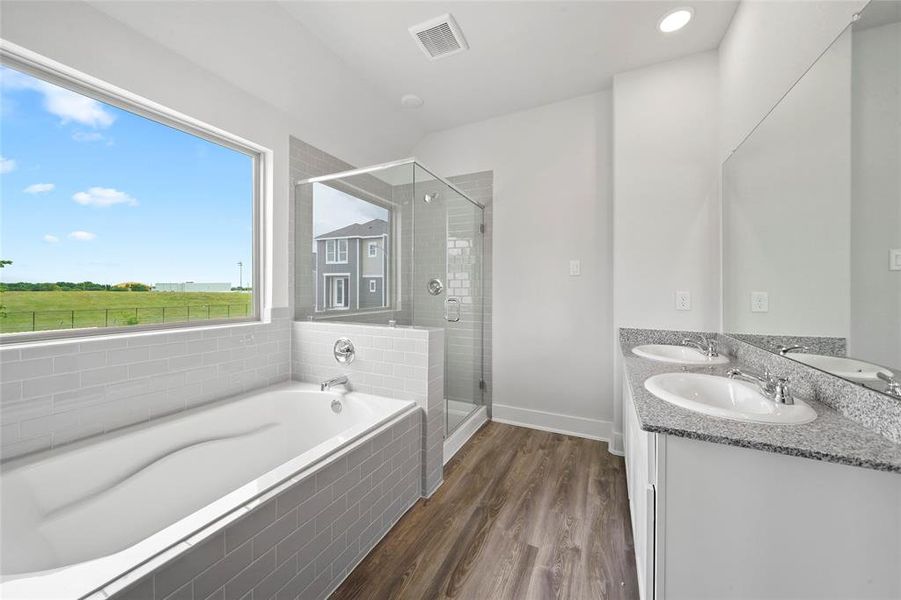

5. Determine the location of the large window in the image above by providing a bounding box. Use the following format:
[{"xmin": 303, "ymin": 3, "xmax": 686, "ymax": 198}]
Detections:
[
  {"xmin": 0, "ymin": 58, "xmax": 262, "ymax": 340},
  {"xmin": 312, "ymin": 183, "xmax": 390, "ymax": 313}
]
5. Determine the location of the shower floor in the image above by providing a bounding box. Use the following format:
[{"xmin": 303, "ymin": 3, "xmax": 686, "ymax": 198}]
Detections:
[{"xmin": 447, "ymin": 398, "xmax": 479, "ymax": 433}]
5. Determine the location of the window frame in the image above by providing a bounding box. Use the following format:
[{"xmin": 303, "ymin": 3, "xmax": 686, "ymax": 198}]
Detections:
[
  {"xmin": 367, "ymin": 241, "xmax": 378, "ymax": 258},
  {"xmin": 324, "ymin": 239, "xmax": 348, "ymax": 264},
  {"xmin": 0, "ymin": 42, "xmax": 272, "ymax": 345},
  {"xmin": 369, "ymin": 280, "xmax": 377, "ymax": 293}
]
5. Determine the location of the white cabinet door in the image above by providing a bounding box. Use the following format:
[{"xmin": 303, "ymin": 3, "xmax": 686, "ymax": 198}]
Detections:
[{"xmin": 623, "ymin": 379, "xmax": 657, "ymax": 600}]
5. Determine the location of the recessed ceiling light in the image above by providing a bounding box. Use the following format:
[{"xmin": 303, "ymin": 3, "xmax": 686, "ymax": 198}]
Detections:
[
  {"xmin": 401, "ymin": 94, "xmax": 424, "ymax": 109},
  {"xmin": 658, "ymin": 8, "xmax": 693, "ymax": 33}
]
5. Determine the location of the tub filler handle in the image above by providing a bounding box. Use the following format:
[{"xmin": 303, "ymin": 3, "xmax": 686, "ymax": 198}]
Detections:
[{"xmin": 334, "ymin": 338, "xmax": 355, "ymax": 364}]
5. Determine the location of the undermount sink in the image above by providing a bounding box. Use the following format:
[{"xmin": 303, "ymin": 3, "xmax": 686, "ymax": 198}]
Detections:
[
  {"xmin": 632, "ymin": 344, "xmax": 730, "ymax": 365},
  {"xmin": 787, "ymin": 353, "xmax": 893, "ymax": 384},
  {"xmin": 644, "ymin": 372, "xmax": 817, "ymax": 424}
]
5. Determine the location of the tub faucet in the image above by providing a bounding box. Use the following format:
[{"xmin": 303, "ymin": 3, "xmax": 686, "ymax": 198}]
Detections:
[
  {"xmin": 727, "ymin": 367, "xmax": 794, "ymax": 405},
  {"xmin": 877, "ymin": 372, "xmax": 901, "ymax": 398},
  {"xmin": 321, "ymin": 375, "xmax": 349, "ymax": 392},
  {"xmin": 778, "ymin": 344, "xmax": 809, "ymax": 356},
  {"xmin": 682, "ymin": 335, "xmax": 719, "ymax": 358}
]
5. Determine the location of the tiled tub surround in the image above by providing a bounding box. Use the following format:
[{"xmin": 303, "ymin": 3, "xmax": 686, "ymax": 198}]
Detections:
[
  {"xmin": 292, "ymin": 321, "xmax": 445, "ymax": 496},
  {"xmin": 0, "ymin": 308, "xmax": 292, "ymax": 462},
  {"xmin": 1, "ymin": 382, "xmax": 420, "ymax": 600},
  {"xmin": 621, "ymin": 328, "xmax": 901, "ymax": 472}
]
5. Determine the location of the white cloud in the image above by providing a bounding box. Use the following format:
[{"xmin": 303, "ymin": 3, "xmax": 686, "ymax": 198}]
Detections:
[
  {"xmin": 72, "ymin": 187, "xmax": 138, "ymax": 208},
  {"xmin": 0, "ymin": 67, "xmax": 115, "ymax": 129},
  {"xmin": 43, "ymin": 234, "xmax": 59, "ymax": 243},
  {"xmin": 0, "ymin": 155, "xmax": 16, "ymax": 174},
  {"xmin": 24, "ymin": 183, "xmax": 55, "ymax": 194},
  {"xmin": 68, "ymin": 230, "xmax": 96, "ymax": 241}
]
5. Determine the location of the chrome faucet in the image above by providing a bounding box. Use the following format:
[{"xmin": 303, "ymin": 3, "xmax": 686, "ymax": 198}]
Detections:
[
  {"xmin": 682, "ymin": 335, "xmax": 719, "ymax": 358},
  {"xmin": 778, "ymin": 344, "xmax": 809, "ymax": 356},
  {"xmin": 877, "ymin": 372, "xmax": 901, "ymax": 398},
  {"xmin": 320, "ymin": 375, "xmax": 349, "ymax": 392},
  {"xmin": 727, "ymin": 367, "xmax": 794, "ymax": 405}
]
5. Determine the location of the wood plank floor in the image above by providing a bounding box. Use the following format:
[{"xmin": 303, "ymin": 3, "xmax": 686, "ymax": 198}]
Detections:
[{"xmin": 331, "ymin": 422, "xmax": 639, "ymax": 600}]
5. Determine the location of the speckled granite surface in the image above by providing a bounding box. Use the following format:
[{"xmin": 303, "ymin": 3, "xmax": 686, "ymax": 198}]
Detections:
[
  {"xmin": 728, "ymin": 333, "xmax": 847, "ymax": 357},
  {"xmin": 622, "ymin": 328, "xmax": 901, "ymax": 473},
  {"xmin": 719, "ymin": 334, "xmax": 901, "ymax": 444}
]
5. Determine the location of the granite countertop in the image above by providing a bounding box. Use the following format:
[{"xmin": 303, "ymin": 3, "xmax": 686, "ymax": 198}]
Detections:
[{"xmin": 621, "ymin": 332, "xmax": 901, "ymax": 474}]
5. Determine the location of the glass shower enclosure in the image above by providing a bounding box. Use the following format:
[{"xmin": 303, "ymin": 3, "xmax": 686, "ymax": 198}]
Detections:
[{"xmin": 295, "ymin": 159, "xmax": 485, "ymax": 435}]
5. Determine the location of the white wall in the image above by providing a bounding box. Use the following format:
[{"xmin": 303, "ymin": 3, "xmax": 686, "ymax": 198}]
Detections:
[
  {"xmin": 719, "ymin": 0, "xmax": 866, "ymax": 160},
  {"xmin": 613, "ymin": 51, "xmax": 721, "ymax": 332},
  {"xmin": 413, "ymin": 92, "xmax": 615, "ymax": 441},
  {"xmin": 611, "ymin": 51, "xmax": 720, "ymax": 453}
]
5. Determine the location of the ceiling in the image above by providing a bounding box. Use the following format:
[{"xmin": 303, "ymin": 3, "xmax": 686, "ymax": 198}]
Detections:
[
  {"xmin": 88, "ymin": 1, "xmax": 739, "ymax": 139},
  {"xmin": 280, "ymin": 1, "xmax": 740, "ymax": 132}
]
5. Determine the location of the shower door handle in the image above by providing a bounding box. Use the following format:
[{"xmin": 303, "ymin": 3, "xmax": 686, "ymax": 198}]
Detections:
[{"xmin": 445, "ymin": 297, "xmax": 461, "ymax": 322}]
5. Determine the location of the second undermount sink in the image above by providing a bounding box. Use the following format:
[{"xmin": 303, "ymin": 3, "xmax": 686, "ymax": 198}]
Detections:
[
  {"xmin": 786, "ymin": 353, "xmax": 893, "ymax": 384},
  {"xmin": 632, "ymin": 344, "xmax": 730, "ymax": 365},
  {"xmin": 644, "ymin": 373, "xmax": 817, "ymax": 424}
]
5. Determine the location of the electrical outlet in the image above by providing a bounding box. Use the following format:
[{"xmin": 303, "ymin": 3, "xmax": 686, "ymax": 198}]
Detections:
[
  {"xmin": 751, "ymin": 291, "xmax": 769, "ymax": 313},
  {"xmin": 890, "ymin": 249, "xmax": 901, "ymax": 271},
  {"xmin": 675, "ymin": 291, "xmax": 691, "ymax": 311},
  {"xmin": 569, "ymin": 259, "xmax": 581, "ymax": 276}
]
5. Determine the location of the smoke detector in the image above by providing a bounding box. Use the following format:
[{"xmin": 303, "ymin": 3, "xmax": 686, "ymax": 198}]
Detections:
[{"xmin": 409, "ymin": 13, "xmax": 469, "ymax": 60}]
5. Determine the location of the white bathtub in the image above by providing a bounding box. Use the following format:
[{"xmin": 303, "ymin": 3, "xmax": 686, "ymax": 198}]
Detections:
[{"xmin": 0, "ymin": 381, "xmax": 416, "ymax": 600}]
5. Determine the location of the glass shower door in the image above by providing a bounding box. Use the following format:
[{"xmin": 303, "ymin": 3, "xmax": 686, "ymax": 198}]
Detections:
[{"xmin": 412, "ymin": 164, "xmax": 484, "ymax": 435}]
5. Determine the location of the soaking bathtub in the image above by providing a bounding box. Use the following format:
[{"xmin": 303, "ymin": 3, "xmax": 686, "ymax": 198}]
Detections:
[{"xmin": 0, "ymin": 381, "xmax": 417, "ymax": 600}]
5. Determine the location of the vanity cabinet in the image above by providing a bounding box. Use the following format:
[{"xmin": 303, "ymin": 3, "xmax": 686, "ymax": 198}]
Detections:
[{"xmin": 622, "ymin": 378, "xmax": 901, "ymax": 600}]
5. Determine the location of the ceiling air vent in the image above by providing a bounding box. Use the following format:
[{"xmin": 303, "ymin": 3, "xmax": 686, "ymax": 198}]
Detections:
[{"xmin": 409, "ymin": 13, "xmax": 469, "ymax": 60}]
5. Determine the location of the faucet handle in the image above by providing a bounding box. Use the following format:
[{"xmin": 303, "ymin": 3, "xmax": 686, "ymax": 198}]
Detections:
[
  {"xmin": 772, "ymin": 377, "xmax": 794, "ymax": 405},
  {"xmin": 877, "ymin": 371, "xmax": 901, "ymax": 397}
]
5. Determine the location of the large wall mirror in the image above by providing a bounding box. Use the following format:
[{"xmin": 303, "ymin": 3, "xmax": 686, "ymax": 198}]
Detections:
[{"xmin": 723, "ymin": 0, "xmax": 900, "ymax": 398}]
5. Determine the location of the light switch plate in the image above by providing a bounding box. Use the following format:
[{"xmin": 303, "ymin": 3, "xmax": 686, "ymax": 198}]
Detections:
[
  {"xmin": 675, "ymin": 291, "xmax": 691, "ymax": 311},
  {"xmin": 569, "ymin": 260, "xmax": 581, "ymax": 276},
  {"xmin": 890, "ymin": 249, "xmax": 901, "ymax": 271},
  {"xmin": 751, "ymin": 291, "xmax": 769, "ymax": 313}
]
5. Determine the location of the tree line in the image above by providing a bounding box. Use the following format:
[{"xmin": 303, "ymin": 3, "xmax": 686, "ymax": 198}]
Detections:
[{"xmin": 0, "ymin": 281, "xmax": 151, "ymax": 292}]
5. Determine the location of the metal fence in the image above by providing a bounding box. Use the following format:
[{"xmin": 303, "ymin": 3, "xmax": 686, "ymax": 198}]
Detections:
[{"xmin": 0, "ymin": 303, "xmax": 251, "ymax": 333}]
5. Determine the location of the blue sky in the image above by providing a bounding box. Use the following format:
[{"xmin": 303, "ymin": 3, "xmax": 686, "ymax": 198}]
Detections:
[{"xmin": 0, "ymin": 66, "xmax": 253, "ymax": 286}]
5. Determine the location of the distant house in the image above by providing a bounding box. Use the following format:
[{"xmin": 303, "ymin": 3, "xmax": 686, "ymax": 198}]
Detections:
[
  {"xmin": 154, "ymin": 282, "xmax": 232, "ymax": 292},
  {"xmin": 315, "ymin": 219, "xmax": 388, "ymax": 311}
]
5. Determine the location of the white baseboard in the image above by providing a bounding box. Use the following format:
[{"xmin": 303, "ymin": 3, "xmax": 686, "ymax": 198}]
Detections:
[
  {"xmin": 443, "ymin": 405, "xmax": 488, "ymax": 465},
  {"xmin": 492, "ymin": 403, "xmax": 619, "ymax": 453},
  {"xmin": 609, "ymin": 431, "xmax": 624, "ymax": 456}
]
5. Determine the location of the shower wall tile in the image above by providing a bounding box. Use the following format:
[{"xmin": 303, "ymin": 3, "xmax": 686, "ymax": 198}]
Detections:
[
  {"xmin": 112, "ymin": 409, "xmax": 421, "ymax": 600},
  {"xmin": 291, "ymin": 320, "xmax": 444, "ymax": 495},
  {"xmin": 0, "ymin": 309, "xmax": 292, "ymax": 462}
]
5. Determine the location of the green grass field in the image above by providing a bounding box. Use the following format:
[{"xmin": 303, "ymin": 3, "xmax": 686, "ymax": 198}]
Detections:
[{"xmin": 0, "ymin": 291, "xmax": 252, "ymax": 333}]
